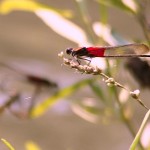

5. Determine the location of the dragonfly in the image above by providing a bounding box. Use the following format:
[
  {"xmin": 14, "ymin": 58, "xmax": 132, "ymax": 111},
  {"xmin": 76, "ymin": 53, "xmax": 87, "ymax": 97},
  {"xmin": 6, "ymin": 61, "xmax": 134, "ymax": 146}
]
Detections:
[{"xmin": 66, "ymin": 43, "xmax": 150, "ymax": 64}]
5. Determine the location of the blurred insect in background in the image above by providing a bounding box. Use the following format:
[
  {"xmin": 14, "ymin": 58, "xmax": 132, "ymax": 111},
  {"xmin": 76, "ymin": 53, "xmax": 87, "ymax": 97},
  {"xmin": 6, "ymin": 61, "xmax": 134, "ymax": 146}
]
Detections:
[{"xmin": 0, "ymin": 62, "xmax": 58, "ymax": 119}]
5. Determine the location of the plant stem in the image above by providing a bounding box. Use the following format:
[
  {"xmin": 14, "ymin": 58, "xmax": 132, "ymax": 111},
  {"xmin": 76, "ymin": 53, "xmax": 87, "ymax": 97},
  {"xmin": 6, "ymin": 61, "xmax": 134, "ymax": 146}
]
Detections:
[
  {"xmin": 136, "ymin": 0, "xmax": 150, "ymax": 45},
  {"xmin": 100, "ymin": 72, "xmax": 136, "ymax": 136},
  {"xmin": 113, "ymin": 88, "xmax": 145, "ymax": 150},
  {"xmin": 75, "ymin": 0, "xmax": 96, "ymax": 43}
]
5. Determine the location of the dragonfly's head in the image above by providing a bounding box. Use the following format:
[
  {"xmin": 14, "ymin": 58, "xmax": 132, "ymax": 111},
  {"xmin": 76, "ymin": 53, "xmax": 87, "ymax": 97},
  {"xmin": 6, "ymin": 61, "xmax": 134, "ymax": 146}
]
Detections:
[{"xmin": 66, "ymin": 48, "xmax": 73, "ymax": 55}]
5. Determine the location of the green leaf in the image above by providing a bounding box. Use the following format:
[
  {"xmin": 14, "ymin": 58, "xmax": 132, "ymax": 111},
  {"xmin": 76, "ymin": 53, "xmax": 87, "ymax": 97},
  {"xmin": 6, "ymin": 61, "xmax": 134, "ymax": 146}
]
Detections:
[
  {"xmin": 0, "ymin": 0, "xmax": 72, "ymax": 18},
  {"xmin": 0, "ymin": 0, "xmax": 40, "ymax": 14},
  {"xmin": 1, "ymin": 139, "xmax": 15, "ymax": 150},
  {"xmin": 30, "ymin": 78, "xmax": 94, "ymax": 118},
  {"xmin": 35, "ymin": 9, "xmax": 89, "ymax": 45},
  {"xmin": 93, "ymin": 22, "xmax": 119, "ymax": 45},
  {"xmin": 129, "ymin": 109, "xmax": 150, "ymax": 150},
  {"xmin": 75, "ymin": 0, "xmax": 96, "ymax": 43},
  {"xmin": 99, "ymin": 4, "xmax": 108, "ymax": 24},
  {"xmin": 72, "ymin": 100, "xmax": 114, "ymax": 123},
  {"xmin": 72, "ymin": 101, "xmax": 101, "ymax": 123},
  {"xmin": 25, "ymin": 141, "xmax": 41, "ymax": 150},
  {"xmin": 0, "ymin": 0, "xmax": 89, "ymax": 45},
  {"xmin": 97, "ymin": 0, "xmax": 137, "ymax": 14}
]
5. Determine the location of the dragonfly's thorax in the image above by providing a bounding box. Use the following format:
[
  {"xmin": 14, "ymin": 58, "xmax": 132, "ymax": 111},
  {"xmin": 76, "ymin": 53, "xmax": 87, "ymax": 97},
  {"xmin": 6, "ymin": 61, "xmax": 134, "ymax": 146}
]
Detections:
[{"xmin": 72, "ymin": 47, "xmax": 89, "ymax": 57}]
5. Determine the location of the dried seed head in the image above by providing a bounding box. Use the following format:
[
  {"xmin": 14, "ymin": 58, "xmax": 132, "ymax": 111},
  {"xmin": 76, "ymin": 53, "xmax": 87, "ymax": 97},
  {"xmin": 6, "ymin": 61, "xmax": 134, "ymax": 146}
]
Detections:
[
  {"xmin": 63, "ymin": 58, "xmax": 71, "ymax": 65},
  {"xmin": 78, "ymin": 65, "xmax": 85, "ymax": 72},
  {"xmin": 83, "ymin": 65, "xmax": 93, "ymax": 73},
  {"xmin": 86, "ymin": 66, "xmax": 93, "ymax": 73},
  {"xmin": 71, "ymin": 63, "xmax": 78, "ymax": 68},
  {"xmin": 105, "ymin": 78, "xmax": 115, "ymax": 87},
  {"xmin": 130, "ymin": 89, "xmax": 140, "ymax": 99},
  {"xmin": 58, "ymin": 52, "xmax": 64, "ymax": 57},
  {"xmin": 92, "ymin": 67, "xmax": 102, "ymax": 75},
  {"xmin": 105, "ymin": 78, "xmax": 115, "ymax": 84}
]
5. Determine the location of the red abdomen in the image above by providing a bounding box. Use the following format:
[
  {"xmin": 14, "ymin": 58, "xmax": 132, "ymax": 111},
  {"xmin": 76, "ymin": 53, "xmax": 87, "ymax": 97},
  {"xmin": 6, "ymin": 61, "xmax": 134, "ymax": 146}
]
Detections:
[{"xmin": 86, "ymin": 47, "xmax": 106, "ymax": 57}]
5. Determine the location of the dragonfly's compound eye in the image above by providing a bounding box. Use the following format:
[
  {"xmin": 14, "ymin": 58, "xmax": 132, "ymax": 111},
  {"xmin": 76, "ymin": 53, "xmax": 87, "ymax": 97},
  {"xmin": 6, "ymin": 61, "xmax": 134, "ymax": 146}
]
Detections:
[{"xmin": 66, "ymin": 48, "xmax": 73, "ymax": 55}]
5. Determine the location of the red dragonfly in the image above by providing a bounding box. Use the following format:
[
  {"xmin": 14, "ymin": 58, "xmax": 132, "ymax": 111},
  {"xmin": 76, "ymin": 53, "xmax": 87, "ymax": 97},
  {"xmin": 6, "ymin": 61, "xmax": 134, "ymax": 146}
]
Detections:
[{"xmin": 66, "ymin": 43, "xmax": 150, "ymax": 64}]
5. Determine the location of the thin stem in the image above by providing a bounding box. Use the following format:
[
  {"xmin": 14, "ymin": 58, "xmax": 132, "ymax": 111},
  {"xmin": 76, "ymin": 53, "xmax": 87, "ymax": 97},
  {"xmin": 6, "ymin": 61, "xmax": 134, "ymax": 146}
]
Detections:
[
  {"xmin": 100, "ymin": 73, "xmax": 135, "ymax": 136},
  {"xmin": 136, "ymin": 1, "xmax": 150, "ymax": 45},
  {"xmin": 100, "ymin": 73, "xmax": 144, "ymax": 150},
  {"xmin": 75, "ymin": 0, "xmax": 96, "ymax": 43},
  {"xmin": 114, "ymin": 87, "xmax": 136, "ymax": 136},
  {"xmin": 99, "ymin": 4, "xmax": 108, "ymax": 25},
  {"xmin": 137, "ymin": 15, "xmax": 150, "ymax": 45}
]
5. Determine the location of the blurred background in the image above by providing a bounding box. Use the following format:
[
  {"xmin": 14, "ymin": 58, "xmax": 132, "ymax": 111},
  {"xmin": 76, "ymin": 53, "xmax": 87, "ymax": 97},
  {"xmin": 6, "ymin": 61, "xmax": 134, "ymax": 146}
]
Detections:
[{"xmin": 0, "ymin": 0, "xmax": 150, "ymax": 150}]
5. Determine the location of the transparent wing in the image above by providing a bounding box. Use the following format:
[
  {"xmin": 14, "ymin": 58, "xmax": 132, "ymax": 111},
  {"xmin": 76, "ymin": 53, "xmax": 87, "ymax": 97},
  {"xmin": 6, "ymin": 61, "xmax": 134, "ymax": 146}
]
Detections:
[{"xmin": 104, "ymin": 43, "xmax": 149, "ymax": 57}]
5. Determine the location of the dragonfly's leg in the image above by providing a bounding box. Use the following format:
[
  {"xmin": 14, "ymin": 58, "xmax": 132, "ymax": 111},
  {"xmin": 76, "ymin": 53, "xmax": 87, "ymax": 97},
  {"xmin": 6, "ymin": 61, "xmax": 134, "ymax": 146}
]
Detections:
[
  {"xmin": 73, "ymin": 56, "xmax": 92, "ymax": 65},
  {"xmin": 77, "ymin": 59, "xmax": 81, "ymax": 65},
  {"xmin": 77, "ymin": 57, "xmax": 92, "ymax": 65},
  {"xmin": 74, "ymin": 56, "xmax": 81, "ymax": 65},
  {"xmin": 82, "ymin": 57, "xmax": 92, "ymax": 65},
  {"xmin": 87, "ymin": 59, "xmax": 91, "ymax": 65}
]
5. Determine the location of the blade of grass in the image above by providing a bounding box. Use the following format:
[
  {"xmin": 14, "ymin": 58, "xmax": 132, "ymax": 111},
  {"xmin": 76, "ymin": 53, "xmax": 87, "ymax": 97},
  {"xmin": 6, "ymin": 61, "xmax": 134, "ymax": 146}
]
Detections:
[
  {"xmin": 97, "ymin": 0, "xmax": 136, "ymax": 14},
  {"xmin": 35, "ymin": 9, "xmax": 89, "ymax": 45},
  {"xmin": 75, "ymin": 0, "xmax": 96, "ymax": 43},
  {"xmin": 129, "ymin": 109, "xmax": 150, "ymax": 150},
  {"xmin": 0, "ymin": 0, "xmax": 72, "ymax": 18},
  {"xmin": 99, "ymin": 3, "xmax": 108, "ymax": 25},
  {"xmin": 1, "ymin": 139, "xmax": 15, "ymax": 150}
]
